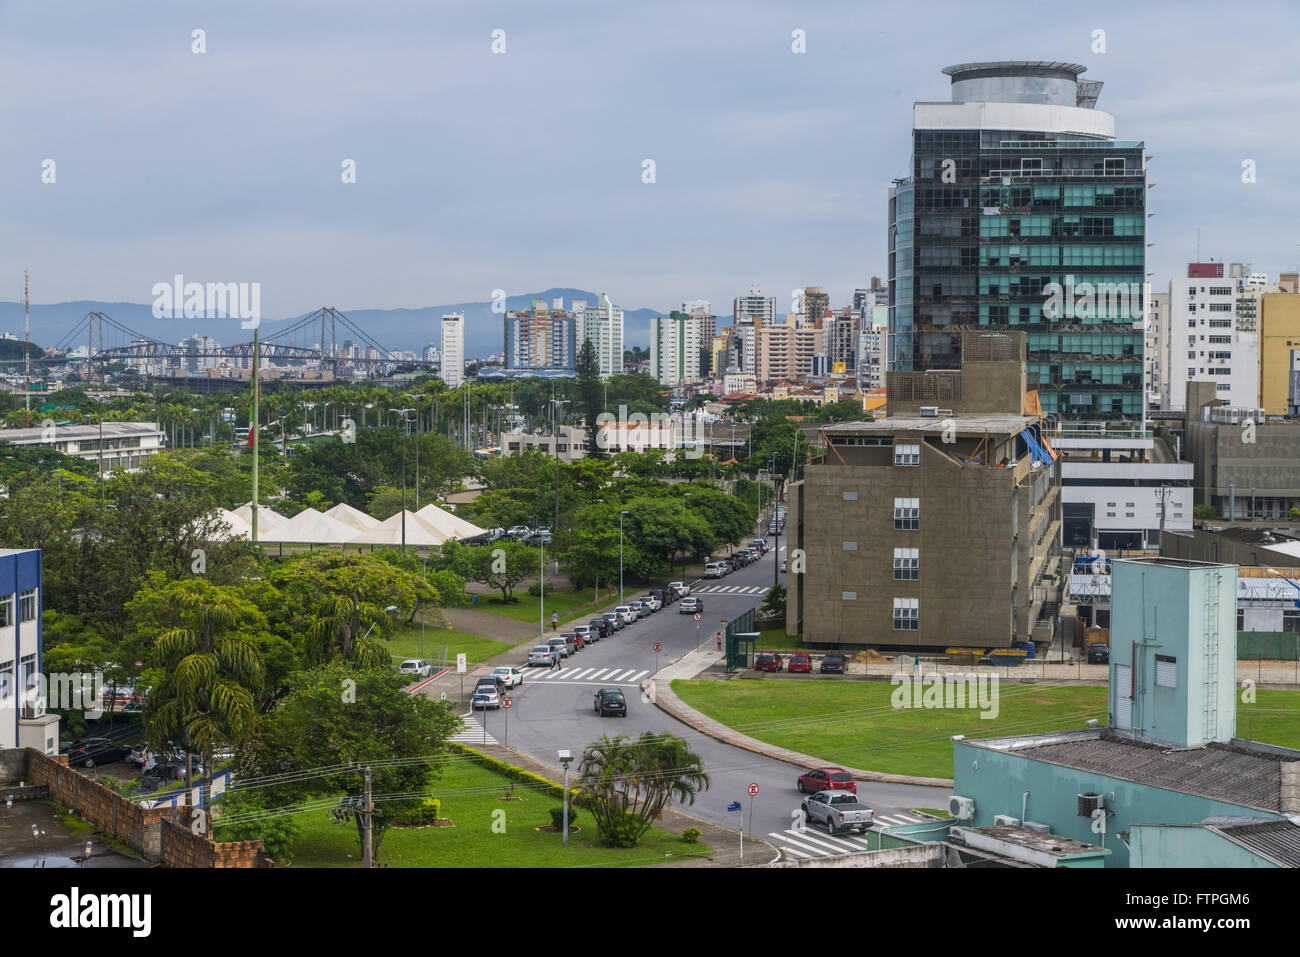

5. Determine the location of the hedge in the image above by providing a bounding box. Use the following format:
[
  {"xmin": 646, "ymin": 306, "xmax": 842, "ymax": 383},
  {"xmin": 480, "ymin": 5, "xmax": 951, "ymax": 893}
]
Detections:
[{"xmin": 450, "ymin": 743, "xmax": 591, "ymax": 810}]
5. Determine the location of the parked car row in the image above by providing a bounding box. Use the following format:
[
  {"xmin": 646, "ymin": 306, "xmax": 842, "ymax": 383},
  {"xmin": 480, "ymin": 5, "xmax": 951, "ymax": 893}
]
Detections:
[
  {"xmin": 754, "ymin": 651, "xmax": 848, "ymax": 674},
  {"xmin": 524, "ymin": 582, "xmax": 689, "ymax": 669}
]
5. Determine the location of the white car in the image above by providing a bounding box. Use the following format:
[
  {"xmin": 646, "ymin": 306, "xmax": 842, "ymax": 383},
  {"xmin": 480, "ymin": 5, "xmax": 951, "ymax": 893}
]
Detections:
[
  {"xmin": 491, "ymin": 666, "xmax": 524, "ymax": 689},
  {"xmin": 704, "ymin": 563, "xmax": 724, "ymax": 578},
  {"xmin": 616, "ymin": 605, "xmax": 635, "ymax": 625},
  {"xmin": 527, "ymin": 645, "xmax": 557, "ymax": 667},
  {"xmin": 399, "ymin": 659, "xmax": 433, "ymax": 678},
  {"xmin": 641, "ymin": 595, "xmax": 661, "ymax": 612},
  {"xmin": 668, "ymin": 581, "xmax": 690, "ymax": 597}
]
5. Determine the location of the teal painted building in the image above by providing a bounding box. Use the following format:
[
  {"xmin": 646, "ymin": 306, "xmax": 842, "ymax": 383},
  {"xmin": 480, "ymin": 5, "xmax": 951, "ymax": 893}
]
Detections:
[{"xmin": 951, "ymin": 558, "xmax": 1300, "ymax": 868}]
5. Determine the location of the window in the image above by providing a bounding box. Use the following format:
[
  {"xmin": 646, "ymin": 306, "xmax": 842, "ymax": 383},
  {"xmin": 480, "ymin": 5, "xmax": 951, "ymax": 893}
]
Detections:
[
  {"xmin": 894, "ymin": 443, "xmax": 920, "ymax": 466},
  {"xmin": 893, "ymin": 598, "xmax": 919, "ymax": 630},
  {"xmin": 1237, "ymin": 608, "xmax": 1245, "ymax": 631},
  {"xmin": 1284, "ymin": 609, "xmax": 1299, "ymax": 634},
  {"xmin": 0, "ymin": 659, "xmax": 12, "ymax": 701},
  {"xmin": 1155, "ymin": 655, "xmax": 1177, "ymax": 688},
  {"xmin": 0, "ymin": 596, "xmax": 10, "ymax": 628},
  {"xmin": 893, "ymin": 548, "xmax": 919, "ymax": 580},
  {"xmin": 843, "ymin": 542, "xmax": 858, "ymax": 551},
  {"xmin": 18, "ymin": 589, "xmax": 35, "ymax": 622},
  {"xmin": 894, "ymin": 498, "xmax": 920, "ymax": 530},
  {"xmin": 841, "ymin": 591, "xmax": 858, "ymax": 601},
  {"xmin": 842, "ymin": 491, "xmax": 858, "ymax": 501}
]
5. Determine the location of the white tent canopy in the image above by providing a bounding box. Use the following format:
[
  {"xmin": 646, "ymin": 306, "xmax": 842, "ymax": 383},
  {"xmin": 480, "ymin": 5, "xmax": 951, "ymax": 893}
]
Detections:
[
  {"xmin": 261, "ymin": 507, "xmax": 360, "ymax": 545},
  {"xmin": 207, "ymin": 509, "xmax": 252, "ymax": 541},
  {"xmin": 324, "ymin": 502, "xmax": 382, "ymax": 531},
  {"xmin": 414, "ymin": 503, "xmax": 484, "ymax": 541},
  {"xmin": 346, "ymin": 510, "xmax": 448, "ymax": 547},
  {"xmin": 232, "ymin": 503, "xmax": 287, "ymax": 533}
]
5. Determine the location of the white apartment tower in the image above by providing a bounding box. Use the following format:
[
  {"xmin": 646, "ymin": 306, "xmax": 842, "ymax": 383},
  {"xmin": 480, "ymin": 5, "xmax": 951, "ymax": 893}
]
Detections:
[
  {"xmin": 440, "ymin": 313, "xmax": 465, "ymax": 388},
  {"xmin": 1163, "ymin": 263, "xmax": 1266, "ymax": 410},
  {"xmin": 579, "ymin": 293, "xmax": 623, "ymax": 379}
]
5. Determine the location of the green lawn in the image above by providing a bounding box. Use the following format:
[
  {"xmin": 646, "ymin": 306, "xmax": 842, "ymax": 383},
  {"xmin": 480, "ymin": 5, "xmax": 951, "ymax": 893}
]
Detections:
[
  {"xmin": 385, "ymin": 624, "xmax": 514, "ymax": 668},
  {"xmin": 672, "ymin": 680, "xmax": 1110, "ymax": 779},
  {"xmin": 471, "ymin": 586, "xmax": 619, "ymax": 625},
  {"xmin": 672, "ymin": 681, "xmax": 1300, "ymax": 779},
  {"xmin": 277, "ymin": 757, "xmax": 712, "ymax": 868}
]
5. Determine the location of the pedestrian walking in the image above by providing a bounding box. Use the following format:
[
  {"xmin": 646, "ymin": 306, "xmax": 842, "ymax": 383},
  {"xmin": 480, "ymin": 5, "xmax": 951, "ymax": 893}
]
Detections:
[
  {"xmin": 551, "ymin": 611, "xmax": 559, "ymax": 631},
  {"xmin": 550, "ymin": 649, "xmax": 559, "ymax": 671}
]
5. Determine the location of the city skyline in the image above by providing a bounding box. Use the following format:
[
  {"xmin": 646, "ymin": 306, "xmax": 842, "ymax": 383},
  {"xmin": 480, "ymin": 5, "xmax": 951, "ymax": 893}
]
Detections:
[{"xmin": 5, "ymin": 0, "xmax": 1299, "ymax": 318}]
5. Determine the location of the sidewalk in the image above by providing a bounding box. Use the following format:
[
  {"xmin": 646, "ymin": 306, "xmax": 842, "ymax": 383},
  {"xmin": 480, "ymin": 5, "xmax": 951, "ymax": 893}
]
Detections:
[
  {"xmin": 460, "ymin": 741, "xmax": 777, "ymax": 867},
  {"xmin": 648, "ymin": 645, "xmax": 955, "ymax": 788}
]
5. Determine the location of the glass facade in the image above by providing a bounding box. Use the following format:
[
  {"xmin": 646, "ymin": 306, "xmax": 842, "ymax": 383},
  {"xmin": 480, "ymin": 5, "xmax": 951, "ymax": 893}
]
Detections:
[{"xmin": 890, "ymin": 130, "xmax": 1146, "ymax": 420}]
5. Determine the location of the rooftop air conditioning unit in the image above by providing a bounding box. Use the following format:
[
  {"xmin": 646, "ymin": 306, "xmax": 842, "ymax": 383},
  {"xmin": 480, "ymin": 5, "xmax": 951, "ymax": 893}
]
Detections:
[
  {"xmin": 949, "ymin": 795, "xmax": 976, "ymax": 820},
  {"xmin": 21, "ymin": 699, "xmax": 46, "ymax": 719},
  {"xmin": 1077, "ymin": 792, "xmax": 1104, "ymax": 817},
  {"xmin": 1023, "ymin": 821, "xmax": 1051, "ymax": 834},
  {"xmin": 920, "ymin": 406, "xmax": 939, "ymax": 418},
  {"xmin": 993, "ymin": 814, "xmax": 1020, "ymax": 827}
]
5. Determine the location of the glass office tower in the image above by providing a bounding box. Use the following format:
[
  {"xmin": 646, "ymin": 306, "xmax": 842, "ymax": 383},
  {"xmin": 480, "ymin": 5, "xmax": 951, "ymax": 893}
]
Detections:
[{"xmin": 889, "ymin": 61, "xmax": 1147, "ymax": 420}]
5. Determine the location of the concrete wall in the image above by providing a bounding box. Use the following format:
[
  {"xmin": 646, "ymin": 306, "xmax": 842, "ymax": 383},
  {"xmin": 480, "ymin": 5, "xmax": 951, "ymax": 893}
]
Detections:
[
  {"xmin": 768, "ymin": 842, "xmax": 945, "ymax": 868},
  {"xmin": 1186, "ymin": 420, "xmax": 1300, "ymax": 504}
]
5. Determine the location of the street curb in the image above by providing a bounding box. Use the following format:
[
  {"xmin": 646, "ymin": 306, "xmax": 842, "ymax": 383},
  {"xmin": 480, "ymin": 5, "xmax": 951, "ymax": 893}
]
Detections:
[{"xmin": 647, "ymin": 669, "xmax": 955, "ymax": 789}]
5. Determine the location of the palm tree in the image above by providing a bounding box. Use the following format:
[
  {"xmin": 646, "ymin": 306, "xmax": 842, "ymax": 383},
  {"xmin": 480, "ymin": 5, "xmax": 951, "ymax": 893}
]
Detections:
[
  {"xmin": 305, "ymin": 594, "xmax": 392, "ymax": 667},
  {"xmin": 578, "ymin": 732, "xmax": 709, "ymax": 847},
  {"xmin": 144, "ymin": 582, "xmax": 263, "ymax": 810}
]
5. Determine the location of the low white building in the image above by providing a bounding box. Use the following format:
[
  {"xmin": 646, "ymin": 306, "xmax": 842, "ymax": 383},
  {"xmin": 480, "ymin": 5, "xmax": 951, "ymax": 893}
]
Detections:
[{"xmin": 0, "ymin": 421, "xmax": 165, "ymax": 474}]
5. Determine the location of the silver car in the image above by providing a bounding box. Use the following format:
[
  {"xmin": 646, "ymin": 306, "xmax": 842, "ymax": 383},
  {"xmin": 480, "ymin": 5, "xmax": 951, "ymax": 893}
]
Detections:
[{"xmin": 528, "ymin": 645, "xmax": 557, "ymax": 667}]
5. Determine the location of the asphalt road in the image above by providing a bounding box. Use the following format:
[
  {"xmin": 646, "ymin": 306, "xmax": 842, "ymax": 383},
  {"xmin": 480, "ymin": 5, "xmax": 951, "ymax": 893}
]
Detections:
[{"xmin": 452, "ymin": 535, "xmax": 952, "ymax": 860}]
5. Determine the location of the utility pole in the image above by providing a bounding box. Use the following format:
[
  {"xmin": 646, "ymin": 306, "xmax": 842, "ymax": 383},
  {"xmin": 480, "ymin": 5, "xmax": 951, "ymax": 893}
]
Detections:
[
  {"xmin": 23, "ymin": 271, "xmax": 30, "ymax": 427},
  {"xmin": 361, "ymin": 767, "xmax": 373, "ymax": 869}
]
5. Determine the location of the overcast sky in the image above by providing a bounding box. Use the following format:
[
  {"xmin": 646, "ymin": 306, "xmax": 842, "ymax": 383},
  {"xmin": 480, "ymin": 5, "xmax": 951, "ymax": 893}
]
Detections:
[{"xmin": 4, "ymin": 0, "xmax": 1299, "ymax": 320}]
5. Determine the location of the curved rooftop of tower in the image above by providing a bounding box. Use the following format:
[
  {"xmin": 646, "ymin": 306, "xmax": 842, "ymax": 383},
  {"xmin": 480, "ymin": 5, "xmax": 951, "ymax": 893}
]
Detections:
[{"xmin": 940, "ymin": 61, "xmax": 1101, "ymax": 108}]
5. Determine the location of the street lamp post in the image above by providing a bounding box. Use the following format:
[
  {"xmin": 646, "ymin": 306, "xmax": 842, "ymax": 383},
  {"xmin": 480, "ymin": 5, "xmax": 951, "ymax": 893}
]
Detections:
[
  {"xmin": 404, "ymin": 392, "xmax": 425, "ymax": 510},
  {"xmin": 619, "ymin": 509, "xmax": 630, "ymax": 601},
  {"xmin": 559, "ymin": 750, "xmax": 574, "ymax": 846},
  {"xmin": 389, "ymin": 409, "xmax": 414, "ymax": 554},
  {"xmin": 549, "ymin": 398, "xmax": 570, "ymax": 536}
]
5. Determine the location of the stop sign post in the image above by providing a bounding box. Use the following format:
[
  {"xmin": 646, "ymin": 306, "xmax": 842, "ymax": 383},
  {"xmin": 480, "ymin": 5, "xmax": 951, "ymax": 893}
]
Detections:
[
  {"xmin": 653, "ymin": 641, "xmax": 662, "ymax": 672},
  {"xmin": 502, "ymin": 695, "xmax": 512, "ymax": 747},
  {"xmin": 747, "ymin": 782, "xmax": 759, "ymax": 838}
]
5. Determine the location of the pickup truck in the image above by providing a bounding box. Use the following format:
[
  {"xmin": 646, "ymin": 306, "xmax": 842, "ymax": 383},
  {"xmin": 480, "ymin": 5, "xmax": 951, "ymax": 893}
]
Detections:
[{"xmin": 801, "ymin": 790, "xmax": 875, "ymax": 835}]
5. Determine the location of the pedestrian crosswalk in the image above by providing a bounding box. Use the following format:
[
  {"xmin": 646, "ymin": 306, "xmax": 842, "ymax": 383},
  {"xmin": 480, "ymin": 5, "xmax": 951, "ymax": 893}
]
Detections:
[
  {"xmin": 768, "ymin": 813, "xmax": 926, "ymax": 861},
  {"xmin": 527, "ymin": 666, "xmax": 649, "ymax": 686},
  {"xmin": 451, "ymin": 715, "xmax": 499, "ymax": 746},
  {"xmin": 693, "ymin": 584, "xmax": 769, "ymax": 595}
]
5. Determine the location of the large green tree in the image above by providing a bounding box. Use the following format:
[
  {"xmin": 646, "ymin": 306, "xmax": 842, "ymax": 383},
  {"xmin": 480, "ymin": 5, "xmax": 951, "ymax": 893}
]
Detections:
[{"xmin": 578, "ymin": 732, "xmax": 709, "ymax": 847}]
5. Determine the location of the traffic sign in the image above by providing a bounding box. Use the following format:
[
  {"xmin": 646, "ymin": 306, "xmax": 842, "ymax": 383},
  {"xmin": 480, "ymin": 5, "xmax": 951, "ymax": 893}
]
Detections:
[
  {"xmin": 693, "ymin": 613, "xmax": 701, "ymax": 622},
  {"xmin": 727, "ymin": 801, "xmax": 741, "ymax": 812},
  {"xmin": 456, "ymin": 653, "xmax": 467, "ymax": 674},
  {"xmin": 502, "ymin": 696, "xmax": 513, "ymax": 709},
  {"xmin": 747, "ymin": 782, "xmax": 759, "ymax": 796},
  {"xmin": 653, "ymin": 642, "xmax": 662, "ymax": 653}
]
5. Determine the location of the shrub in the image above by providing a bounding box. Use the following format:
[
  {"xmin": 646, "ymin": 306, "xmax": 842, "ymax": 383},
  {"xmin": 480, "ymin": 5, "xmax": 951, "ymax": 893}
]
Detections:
[
  {"xmin": 549, "ymin": 806, "xmax": 579, "ymax": 830},
  {"xmin": 1193, "ymin": 504, "xmax": 1218, "ymax": 521},
  {"xmin": 682, "ymin": 826, "xmax": 701, "ymax": 844},
  {"xmin": 527, "ymin": 581, "xmax": 544, "ymax": 597},
  {"xmin": 397, "ymin": 798, "xmax": 441, "ymax": 826}
]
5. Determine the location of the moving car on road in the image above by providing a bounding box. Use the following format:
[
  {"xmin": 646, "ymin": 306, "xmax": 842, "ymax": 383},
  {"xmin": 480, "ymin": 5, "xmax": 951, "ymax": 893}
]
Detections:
[
  {"xmin": 471, "ymin": 688, "xmax": 502, "ymax": 710},
  {"xmin": 593, "ymin": 688, "xmax": 627, "ymax": 716},
  {"xmin": 679, "ymin": 596, "xmax": 704, "ymax": 615},
  {"xmin": 528, "ymin": 645, "xmax": 558, "ymax": 667},
  {"xmin": 797, "ymin": 767, "xmax": 857, "ymax": 795},
  {"xmin": 491, "ymin": 666, "xmax": 524, "ymax": 689},
  {"xmin": 801, "ymin": 790, "xmax": 874, "ymax": 835}
]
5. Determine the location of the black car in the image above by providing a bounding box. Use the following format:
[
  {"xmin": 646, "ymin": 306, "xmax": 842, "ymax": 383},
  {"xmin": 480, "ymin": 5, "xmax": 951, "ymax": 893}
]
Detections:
[
  {"xmin": 588, "ymin": 618, "xmax": 611, "ymax": 639},
  {"xmin": 819, "ymin": 653, "xmax": 847, "ymax": 674},
  {"xmin": 1087, "ymin": 642, "xmax": 1110, "ymax": 665},
  {"xmin": 476, "ymin": 675, "xmax": 508, "ymax": 695},
  {"xmin": 649, "ymin": 588, "xmax": 670, "ymax": 607},
  {"xmin": 593, "ymin": 688, "xmax": 627, "ymax": 717},
  {"xmin": 62, "ymin": 737, "xmax": 133, "ymax": 769}
]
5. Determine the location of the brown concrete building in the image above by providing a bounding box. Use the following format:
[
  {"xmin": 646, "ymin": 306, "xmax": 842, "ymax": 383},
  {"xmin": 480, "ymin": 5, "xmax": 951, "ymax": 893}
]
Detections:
[
  {"xmin": 787, "ymin": 332, "xmax": 1062, "ymax": 650},
  {"xmin": 755, "ymin": 316, "xmax": 819, "ymax": 382}
]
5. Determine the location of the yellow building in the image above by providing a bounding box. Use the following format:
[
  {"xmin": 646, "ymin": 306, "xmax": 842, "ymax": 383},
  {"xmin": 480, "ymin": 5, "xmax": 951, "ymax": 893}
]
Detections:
[{"xmin": 1259, "ymin": 293, "xmax": 1300, "ymax": 414}]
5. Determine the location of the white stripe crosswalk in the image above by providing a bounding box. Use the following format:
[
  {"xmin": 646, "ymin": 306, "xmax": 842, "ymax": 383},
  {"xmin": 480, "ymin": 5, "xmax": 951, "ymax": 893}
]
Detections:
[
  {"xmin": 767, "ymin": 813, "xmax": 926, "ymax": 861},
  {"xmin": 451, "ymin": 715, "xmax": 499, "ymax": 745},
  {"xmin": 528, "ymin": 666, "xmax": 648, "ymax": 685},
  {"xmin": 693, "ymin": 585, "xmax": 768, "ymax": 595}
]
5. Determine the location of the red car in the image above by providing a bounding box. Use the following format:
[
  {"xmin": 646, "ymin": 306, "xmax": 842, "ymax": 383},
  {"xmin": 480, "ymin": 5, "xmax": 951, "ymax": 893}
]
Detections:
[
  {"xmin": 787, "ymin": 653, "xmax": 812, "ymax": 673},
  {"xmin": 796, "ymin": 767, "xmax": 857, "ymax": 795},
  {"xmin": 754, "ymin": 651, "xmax": 784, "ymax": 672},
  {"xmin": 562, "ymin": 631, "xmax": 584, "ymax": 651}
]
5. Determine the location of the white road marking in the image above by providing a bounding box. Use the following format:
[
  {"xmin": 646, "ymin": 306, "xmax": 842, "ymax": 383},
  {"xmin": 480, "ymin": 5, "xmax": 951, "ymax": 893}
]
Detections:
[
  {"xmin": 567, "ymin": 668, "xmax": 595, "ymax": 681},
  {"xmin": 774, "ymin": 829, "xmax": 845, "ymax": 857},
  {"xmin": 786, "ymin": 827, "xmax": 866, "ymax": 853},
  {"xmin": 614, "ymin": 669, "xmax": 639, "ymax": 681}
]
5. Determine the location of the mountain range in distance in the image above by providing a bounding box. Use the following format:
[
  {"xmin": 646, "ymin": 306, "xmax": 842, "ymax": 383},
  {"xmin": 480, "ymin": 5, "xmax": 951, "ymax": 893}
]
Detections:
[{"xmin": 0, "ymin": 288, "xmax": 676, "ymax": 358}]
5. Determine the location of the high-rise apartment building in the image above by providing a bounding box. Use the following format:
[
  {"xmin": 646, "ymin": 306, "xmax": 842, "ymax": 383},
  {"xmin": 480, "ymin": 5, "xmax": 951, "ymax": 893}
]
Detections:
[
  {"xmin": 1144, "ymin": 292, "xmax": 1168, "ymax": 410},
  {"xmin": 1164, "ymin": 263, "xmax": 1268, "ymax": 411},
  {"xmin": 802, "ymin": 287, "xmax": 829, "ymax": 328},
  {"xmin": 506, "ymin": 299, "xmax": 576, "ymax": 373},
  {"xmin": 755, "ymin": 316, "xmax": 819, "ymax": 382},
  {"xmin": 650, "ymin": 310, "xmax": 708, "ymax": 386},
  {"xmin": 440, "ymin": 313, "xmax": 465, "ymax": 388},
  {"xmin": 576, "ymin": 293, "xmax": 622, "ymax": 379},
  {"xmin": 733, "ymin": 284, "xmax": 776, "ymax": 325},
  {"xmin": 890, "ymin": 61, "xmax": 1147, "ymax": 420}
]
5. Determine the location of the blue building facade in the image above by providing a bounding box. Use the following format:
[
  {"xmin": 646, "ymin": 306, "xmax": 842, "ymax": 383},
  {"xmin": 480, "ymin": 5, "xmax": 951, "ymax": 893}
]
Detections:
[{"xmin": 0, "ymin": 548, "xmax": 48, "ymax": 751}]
